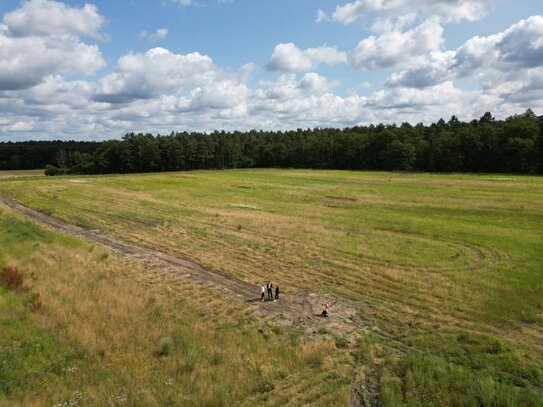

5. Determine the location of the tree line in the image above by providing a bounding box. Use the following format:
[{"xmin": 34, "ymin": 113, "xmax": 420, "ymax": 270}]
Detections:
[{"xmin": 0, "ymin": 110, "xmax": 541, "ymax": 175}]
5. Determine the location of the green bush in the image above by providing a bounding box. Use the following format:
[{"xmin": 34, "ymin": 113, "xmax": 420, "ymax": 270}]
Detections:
[
  {"xmin": 156, "ymin": 336, "xmax": 174, "ymax": 357},
  {"xmin": 44, "ymin": 165, "xmax": 67, "ymax": 176}
]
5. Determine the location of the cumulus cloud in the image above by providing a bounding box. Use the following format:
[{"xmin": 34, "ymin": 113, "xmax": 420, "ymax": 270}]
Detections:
[
  {"xmin": 332, "ymin": 0, "xmax": 492, "ymax": 25},
  {"xmin": 4, "ymin": 0, "xmax": 105, "ymax": 39},
  {"xmin": 385, "ymin": 51, "xmax": 455, "ymax": 88},
  {"xmin": 178, "ymin": 79, "xmax": 250, "ymax": 113},
  {"xmin": 0, "ymin": 28, "xmax": 105, "ymax": 90},
  {"xmin": 139, "ymin": 28, "xmax": 169, "ymax": 41},
  {"xmin": 457, "ymin": 15, "xmax": 543, "ymax": 71},
  {"xmin": 350, "ymin": 18, "xmax": 444, "ymax": 70},
  {"xmin": 386, "ymin": 15, "xmax": 543, "ymax": 91},
  {"xmin": 0, "ymin": 3, "xmax": 107, "ymax": 92},
  {"xmin": 267, "ymin": 43, "xmax": 347, "ymax": 72},
  {"xmin": 0, "ymin": 0, "xmax": 106, "ymax": 91},
  {"xmin": 298, "ymin": 73, "xmax": 339, "ymax": 94},
  {"xmin": 93, "ymin": 48, "xmax": 216, "ymax": 103}
]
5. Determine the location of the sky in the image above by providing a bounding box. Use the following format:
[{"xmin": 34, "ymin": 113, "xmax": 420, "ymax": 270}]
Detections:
[{"xmin": 0, "ymin": 0, "xmax": 542, "ymax": 141}]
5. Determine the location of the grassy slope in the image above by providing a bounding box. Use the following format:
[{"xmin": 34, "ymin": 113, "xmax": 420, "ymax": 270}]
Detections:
[
  {"xmin": 1, "ymin": 169, "xmax": 542, "ymax": 405},
  {"xmin": 0, "ymin": 205, "xmax": 350, "ymax": 406}
]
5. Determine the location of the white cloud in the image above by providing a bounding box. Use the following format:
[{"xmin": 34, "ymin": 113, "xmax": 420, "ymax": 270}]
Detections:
[
  {"xmin": 178, "ymin": 79, "xmax": 249, "ymax": 112},
  {"xmin": 267, "ymin": 43, "xmax": 347, "ymax": 72},
  {"xmin": 298, "ymin": 73, "xmax": 339, "ymax": 94},
  {"xmin": 0, "ymin": 28, "xmax": 105, "ymax": 91},
  {"xmin": 4, "ymin": 0, "xmax": 105, "ymax": 39},
  {"xmin": 93, "ymin": 48, "xmax": 216, "ymax": 103},
  {"xmin": 316, "ymin": 9, "xmax": 327, "ymax": 23},
  {"xmin": 0, "ymin": 0, "xmax": 106, "ymax": 91},
  {"xmin": 350, "ymin": 18, "xmax": 444, "ymax": 70},
  {"xmin": 139, "ymin": 28, "xmax": 169, "ymax": 41},
  {"xmin": 170, "ymin": 0, "xmax": 233, "ymax": 6},
  {"xmin": 331, "ymin": 0, "xmax": 492, "ymax": 25},
  {"xmin": 458, "ymin": 15, "xmax": 543, "ymax": 71},
  {"xmin": 174, "ymin": 0, "xmax": 196, "ymax": 6},
  {"xmin": 386, "ymin": 15, "xmax": 543, "ymax": 92},
  {"xmin": 0, "ymin": 1, "xmax": 541, "ymax": 141}
]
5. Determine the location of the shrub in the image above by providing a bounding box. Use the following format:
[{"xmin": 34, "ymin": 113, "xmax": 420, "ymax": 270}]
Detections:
[
  {"xmin": 156, "ymin": 336, "xmax": 174, "ymax": 357},
  {"xmin": 39, "ymin": 207, "xmax": 55, "ymax": 216},
  {"xmin": 256, "ymin": 380, "xmax": 275, "ymax": 394},
  {"xmin": 335, "ymin": 336, "xmax": 349, "ymax": 349},
  {"xmin": 486, "ymin": 338, "xmax": 507, "ymax": 354},
  {"xmin": 0, "ymin": 266, "xmax": 27, "ymax": 291},
  {"xmin": 44, "ymin": 165, "xmax": 67, "ymax": 176}
]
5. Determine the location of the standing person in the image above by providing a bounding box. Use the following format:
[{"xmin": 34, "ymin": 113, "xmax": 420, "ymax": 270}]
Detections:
[
  {"xmin": 275, "ymin": 285, "xmax": 280, "ymax": 301},
  {"xmin": 261, "ymin": 284, "xmax": 266, "ymax": 302},
  {"xmin": 267, "ymin": 281, "xmax": 273, "ymax": 300}
]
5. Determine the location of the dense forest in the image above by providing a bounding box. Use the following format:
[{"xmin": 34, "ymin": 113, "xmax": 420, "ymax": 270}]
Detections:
[{"xmin": 1, "ymin": 110, "xmax": 542, "ymax": 175}]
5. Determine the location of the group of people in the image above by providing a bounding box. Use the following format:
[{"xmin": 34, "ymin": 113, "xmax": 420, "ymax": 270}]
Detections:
[
  {"xmin": 258, "ymin": 282, "xmax": 330, "ymax": 317},
  {"xmin": 261, "ymin": 281, "xmax": 279, "ymax": 302}
]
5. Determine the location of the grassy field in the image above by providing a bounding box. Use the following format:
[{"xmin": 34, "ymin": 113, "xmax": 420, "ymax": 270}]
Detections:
[
  {"xmin": 0, "ymin": 169, "xmax": 43, "ymax": 179},
  {"xmin": 1, "ymin": 169, "xmax": 542, "ymax": 406},
  {"xmin": 0, "ymin": 204, "xmax": 351, "ymax": 406}
]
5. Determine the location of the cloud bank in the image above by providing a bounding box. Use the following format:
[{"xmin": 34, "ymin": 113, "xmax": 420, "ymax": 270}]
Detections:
[{"xmin": 0, "ymin": 0, "xmax": 541, "ymax": 141}]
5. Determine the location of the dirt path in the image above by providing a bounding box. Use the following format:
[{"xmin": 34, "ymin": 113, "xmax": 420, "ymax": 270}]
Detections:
[{"xmin": 0, "ymin": 194, "xmax": 366, "ymax": 340}]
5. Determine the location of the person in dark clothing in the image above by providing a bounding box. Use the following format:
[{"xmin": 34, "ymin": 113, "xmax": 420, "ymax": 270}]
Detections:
[{"xmin": 275, "ymin": 286, "xmax": 280, "ymax": 301}]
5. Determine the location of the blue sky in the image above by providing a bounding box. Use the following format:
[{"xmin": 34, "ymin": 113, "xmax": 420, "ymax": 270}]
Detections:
[{"xmin": 0, "ymin": 0, "xmax": 542, "ymax": 140}]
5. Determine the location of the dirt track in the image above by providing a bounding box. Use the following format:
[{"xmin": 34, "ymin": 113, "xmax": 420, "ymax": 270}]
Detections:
[{"xmin": 0, "ymin": 194, "xmax": 366, "ymax": 340}]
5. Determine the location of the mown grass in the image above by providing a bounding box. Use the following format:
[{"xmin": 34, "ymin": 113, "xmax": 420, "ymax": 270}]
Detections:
[
  {"xmin": 1, "ymin": 169, "xmax": 542, "ymax": 405},
  {"xmin": 0, "ymin": 169, "xmax": 43, "ymax": 179},
  {"xmin": 0, "ymin": 205, "xmax": 351, "ymax": 406}
]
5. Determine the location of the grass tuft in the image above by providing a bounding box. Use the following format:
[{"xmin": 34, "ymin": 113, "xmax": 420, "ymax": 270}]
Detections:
[{"xmin": 156, "ymin": 336, "xmax": 174, "ymax": 357}]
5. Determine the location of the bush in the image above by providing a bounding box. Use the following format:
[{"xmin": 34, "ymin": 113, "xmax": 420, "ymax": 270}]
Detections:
[
  {"xmin": 0, "ymin": 266, "xmax": 27, "ymax": 291},
  {"xmin": 486, "ymin": 338, "xmax": 507, "ymax": 354},
  {"xmin": 256, "ymin": 380, "xmax": 275, "ymax": 394},
  {"xmin": 44, "ymin": 165, "xmax": 67, "ymax": 176},
  {"xmin": 335, "ymin": 336, "xmax": 349, "ymax": 349},
  {"xmin": 156, "ymin": 336, "xmax": 174, "ymax": 357}
]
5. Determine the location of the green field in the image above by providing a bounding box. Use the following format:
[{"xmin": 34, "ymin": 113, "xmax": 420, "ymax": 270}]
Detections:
[{"xmin": 1, "ymin": 169, "xmax": 542, "ymax": 406}]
